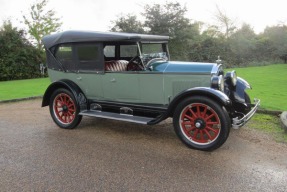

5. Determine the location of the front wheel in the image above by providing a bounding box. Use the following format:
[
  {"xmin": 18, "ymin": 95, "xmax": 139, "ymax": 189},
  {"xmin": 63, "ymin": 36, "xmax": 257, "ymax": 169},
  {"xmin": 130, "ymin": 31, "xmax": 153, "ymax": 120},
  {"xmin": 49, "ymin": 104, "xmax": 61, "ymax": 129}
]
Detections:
[
  {"xmin": 173, "ymin": 96, "xmax": 231, "ymax": 151},
  {"xmin": 49, "ymin": 88, "xmax": 82, "ymax": 129}
]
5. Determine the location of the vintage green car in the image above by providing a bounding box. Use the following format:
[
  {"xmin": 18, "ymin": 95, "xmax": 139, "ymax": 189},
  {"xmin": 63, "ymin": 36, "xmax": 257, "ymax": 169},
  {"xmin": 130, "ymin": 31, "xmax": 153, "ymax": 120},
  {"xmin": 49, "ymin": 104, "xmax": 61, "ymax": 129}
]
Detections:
[{"xmin": 42, "ymin": 30, "xmax": 260, "ymax": 151}]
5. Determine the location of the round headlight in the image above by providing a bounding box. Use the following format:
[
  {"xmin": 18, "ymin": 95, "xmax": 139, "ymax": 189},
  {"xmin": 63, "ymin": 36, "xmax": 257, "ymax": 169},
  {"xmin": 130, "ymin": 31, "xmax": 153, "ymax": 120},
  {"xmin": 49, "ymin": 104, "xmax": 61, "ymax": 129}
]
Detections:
[
  {"xmin": 231, "ymin": 70, "xmax": 237, "ymax": 86},
  {"xmin": 225, "ymin": 70, "xmax": 237, "ymax": 86},
  {"xmin": 218, "ymin": 75, "xmax": 224, "ymax": 91},
  {"xmin": 211, "ymin": 75, "xmax": 224, "ymax": 92}
]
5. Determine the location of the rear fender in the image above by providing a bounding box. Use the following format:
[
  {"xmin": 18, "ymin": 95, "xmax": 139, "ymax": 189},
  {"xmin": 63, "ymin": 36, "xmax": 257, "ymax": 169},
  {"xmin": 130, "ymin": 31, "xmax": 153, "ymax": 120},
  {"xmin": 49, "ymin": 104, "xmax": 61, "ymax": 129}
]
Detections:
[{"xmin": 42, "ymin": 80, "xmax": 87, "ymax": 110}]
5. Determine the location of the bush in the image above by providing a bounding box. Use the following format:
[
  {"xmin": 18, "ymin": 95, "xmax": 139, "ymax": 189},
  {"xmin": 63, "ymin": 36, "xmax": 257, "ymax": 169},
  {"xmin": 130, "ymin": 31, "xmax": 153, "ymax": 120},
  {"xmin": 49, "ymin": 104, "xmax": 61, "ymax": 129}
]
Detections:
[{"xmin": 0, "ymin": 21, "xmax": 43, "ymax": 81}]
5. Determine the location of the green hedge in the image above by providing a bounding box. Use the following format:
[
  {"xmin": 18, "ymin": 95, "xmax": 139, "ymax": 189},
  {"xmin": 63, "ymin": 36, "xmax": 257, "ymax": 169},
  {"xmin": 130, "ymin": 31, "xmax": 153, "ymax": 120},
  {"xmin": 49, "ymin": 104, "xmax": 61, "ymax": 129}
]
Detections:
[{"xmin": 0, "ymin": 21, "xmax": 44, "ymax": 81}]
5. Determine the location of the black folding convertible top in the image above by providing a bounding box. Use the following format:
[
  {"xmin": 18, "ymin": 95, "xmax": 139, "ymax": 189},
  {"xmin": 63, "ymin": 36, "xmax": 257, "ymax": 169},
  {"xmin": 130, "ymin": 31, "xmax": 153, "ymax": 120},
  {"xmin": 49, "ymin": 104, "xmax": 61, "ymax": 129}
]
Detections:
[{"xmin": 42, "ymin": 30, "xmax": 170, "ymax": 49}]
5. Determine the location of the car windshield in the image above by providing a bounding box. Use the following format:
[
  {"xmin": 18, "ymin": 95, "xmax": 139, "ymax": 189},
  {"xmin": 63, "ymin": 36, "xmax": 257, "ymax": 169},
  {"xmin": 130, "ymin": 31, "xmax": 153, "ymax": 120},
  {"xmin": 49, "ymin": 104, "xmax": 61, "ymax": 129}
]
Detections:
[{"xmin": 140, "ymin": 43, "xmax": 168, "ymax": 65}]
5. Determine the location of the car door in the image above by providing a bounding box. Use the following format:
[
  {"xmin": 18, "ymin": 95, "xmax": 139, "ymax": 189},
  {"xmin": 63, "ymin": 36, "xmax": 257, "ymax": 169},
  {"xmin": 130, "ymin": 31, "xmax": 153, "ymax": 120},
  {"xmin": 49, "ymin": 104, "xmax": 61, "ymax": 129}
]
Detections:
[
  {"xmin": 74, "ymin": 43, "xmax": 105, "ymax": 100},
  {"xmin": 101, "ymin": 44, "xmax": 141, "ymax": 103},
  {"xmin": 102, "ymin": 72, "xmax": 140, "ymax": 102},
  {"xmin": 137, "ymin": 71, "xmax": 165, "ymax": 105}
]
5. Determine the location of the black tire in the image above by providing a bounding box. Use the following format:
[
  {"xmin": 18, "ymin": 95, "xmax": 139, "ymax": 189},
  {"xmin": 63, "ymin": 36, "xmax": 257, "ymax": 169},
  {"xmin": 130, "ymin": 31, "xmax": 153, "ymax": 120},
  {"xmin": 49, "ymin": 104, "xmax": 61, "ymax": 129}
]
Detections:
[
  {"xmin": 173, "ymin": 96, "xmax": 231, "ymax": 151},
  {"xmin": 49, "ymin": 88, "xmax": 82, "ymax": 129}
]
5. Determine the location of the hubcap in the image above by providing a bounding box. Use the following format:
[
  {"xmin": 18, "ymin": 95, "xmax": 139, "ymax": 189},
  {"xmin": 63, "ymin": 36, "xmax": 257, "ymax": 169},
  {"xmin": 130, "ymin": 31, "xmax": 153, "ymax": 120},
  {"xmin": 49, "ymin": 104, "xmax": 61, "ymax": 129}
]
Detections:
[
  {"xmin": 195, "ymin": 122, "xmax": 201, "ymax": 128},
  {"xmin": 194, "ymin": 119, "xmax": 206, "ymax": 129},
  {"xmin": 62, "ymin": 105, "xmax": 68, "ymax": 112}
]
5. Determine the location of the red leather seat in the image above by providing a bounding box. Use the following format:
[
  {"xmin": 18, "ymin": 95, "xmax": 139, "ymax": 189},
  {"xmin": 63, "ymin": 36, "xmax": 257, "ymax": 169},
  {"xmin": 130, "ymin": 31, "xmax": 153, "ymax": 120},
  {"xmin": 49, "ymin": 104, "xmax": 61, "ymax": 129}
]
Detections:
[{"xmin": 105, "ymin": 60, "xmax": 128, "ymax": 71}]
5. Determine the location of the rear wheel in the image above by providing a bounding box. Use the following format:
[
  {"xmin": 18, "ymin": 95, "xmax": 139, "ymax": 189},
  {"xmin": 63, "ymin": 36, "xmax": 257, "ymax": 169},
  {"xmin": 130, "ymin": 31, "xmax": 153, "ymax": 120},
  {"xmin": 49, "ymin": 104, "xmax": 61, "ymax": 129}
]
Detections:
[
  {"xmin": 173, "ymin": 96, "xmax": 231, "ymax": 151},
  {"xmin": 49, "ymin": 88, "xmax": 82, "ymax": 129}
]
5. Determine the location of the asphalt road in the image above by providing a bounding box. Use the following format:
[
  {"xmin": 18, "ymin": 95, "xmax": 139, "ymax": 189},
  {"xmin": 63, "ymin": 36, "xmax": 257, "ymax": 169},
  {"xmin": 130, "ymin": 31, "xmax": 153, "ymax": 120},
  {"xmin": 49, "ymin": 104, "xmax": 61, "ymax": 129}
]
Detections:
[{"xmin": 0, "ymin": 99, "xmax": 287, "ymax": 192}]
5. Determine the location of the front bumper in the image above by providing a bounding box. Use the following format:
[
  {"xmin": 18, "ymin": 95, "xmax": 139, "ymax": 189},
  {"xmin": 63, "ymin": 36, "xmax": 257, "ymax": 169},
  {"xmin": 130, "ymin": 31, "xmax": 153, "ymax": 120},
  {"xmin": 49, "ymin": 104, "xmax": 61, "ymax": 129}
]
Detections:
[{"xmin": 232, "ymin": 98, "xmax": 260, "ymax": 129}]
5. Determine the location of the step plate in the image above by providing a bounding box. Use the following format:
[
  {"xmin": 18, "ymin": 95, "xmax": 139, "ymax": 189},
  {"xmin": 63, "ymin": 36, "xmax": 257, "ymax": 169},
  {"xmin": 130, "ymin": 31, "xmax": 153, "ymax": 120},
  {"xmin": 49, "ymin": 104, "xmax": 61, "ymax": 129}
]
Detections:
[{"xmin": 79, "ymin": 110, "xmax": 154, "ymax": 124}]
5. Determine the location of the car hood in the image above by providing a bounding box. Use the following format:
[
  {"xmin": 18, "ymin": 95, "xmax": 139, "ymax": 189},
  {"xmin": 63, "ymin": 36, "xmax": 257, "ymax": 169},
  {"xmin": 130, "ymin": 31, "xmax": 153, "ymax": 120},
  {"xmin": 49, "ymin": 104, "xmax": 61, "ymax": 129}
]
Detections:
[{"xmin": 152, "ymin": 61, "xmax": 218, "ymax": 75}]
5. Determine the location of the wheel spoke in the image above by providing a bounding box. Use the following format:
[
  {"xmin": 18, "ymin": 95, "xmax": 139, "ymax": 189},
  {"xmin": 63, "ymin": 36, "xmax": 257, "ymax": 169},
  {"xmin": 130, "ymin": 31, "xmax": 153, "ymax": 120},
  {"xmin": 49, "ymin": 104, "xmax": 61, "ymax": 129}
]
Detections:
[
  {"xmin": 59, "ymin": 95, "xmax": 63, "ymax": 103},
  {"xmin": 201, "ymin": 106, "xmax": 207, "ymax": 118},
  {"xmin": 182, "ymin": 121, "xmax": 193, "ymax": 125},
  {"xmin": 192, "ymin": 129, "xmax": 199, "ymax": 140},
  {"xmin": 184, "ymin": 114, "xmax": 195, "ymax": 121},
  {"xmin": 68, "ymin": 111, "xmax": 75, "ymax": 117},
  {"xmin": 66, "ymin": 97, "xmax": 69, "ymax": 105},
  {"xmin": 203, "ymin": 129, "xmax": 212, "ymax": 140},
  {"xmin": 196, "ymin": 105, "xmax": 201, "ymax": 117},
  {"xmin": 62, "ymin": 97, "xmax": 66, "ymax": 105},
  {"xmin": 64, "ymin": 113, "xmax": 69, "ymax": 123},
  {"xmin": 69, "ymin": 108, "xmax": 75, "ymax": 112},
  {"xmin": 60, "ymin": 112, "xmax": 65, "ymax": 119},
  {"xmin": 68, "ymin": 103, "xmax": 75, "ymax": 108},
  {"xmin": 199, "ymin": 130, "xmax": 204, "ymax": 140},
  {"xmin": 57, "ymin": 108, "xmax": 63, "ymax": 112},
  {"xmin": 66, "ymin": 115, "xmax": 71, "ymax": 123},
  {"xmin": 56, "ymin": 100, "xmax": 62, "ymax": 106},
  {"xmin": 61, "ymin": 113, "xmax": 65, "ymax": 122},
  {"xmin": 206, "ymin": 121, "xmax": 219, "ymax": 125},
  {"xmin": 205, "ymin": 113, "xmax": 215, "ymax": 121},
  {"xmin": 188, "ymin": 108, "xmax": 197, "ymax": 118},
  {"xmin": 206, "ymin": 126, "xmax": 219, "ymax": 134},
  {"xmin": 185, "ymin": 126, "xmax": 196, "ymax": 132}
]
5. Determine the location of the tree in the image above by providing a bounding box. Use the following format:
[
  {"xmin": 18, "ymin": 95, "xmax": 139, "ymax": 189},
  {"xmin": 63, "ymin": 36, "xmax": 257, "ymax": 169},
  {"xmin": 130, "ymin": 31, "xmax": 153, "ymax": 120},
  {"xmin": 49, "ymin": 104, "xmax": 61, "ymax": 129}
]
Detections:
[
  {"xmin": 262, "ymin": 25, "xmax": 287, "ymax": 63},
  {"xmin": 202, "ymin": 5, "xmax": 237, "ymax": 66},
  {"xmin": 23, "ymin": 0, "xmax": 62, "ymax": 51},
  {"xmin": 0, "ymin": 21, "xmax": 42, "ymax": 80},
  {"xmin": 143, "ymin": 2, "xmax": 200, "ymax": 60},
  {"xmin": 213, "ymin": 5, "xmax": 237, "ymax": 39},
  {"xmin": 229, "ymin": 23, "xmax": 257, "ymax": 65},
  {"xmin": 110, "ymin": 2, "xmax": 199, "ymax": 60},
  {"xmin": 110, "ymin": 14, "xmax": 145, "ymax": 33},
  {"xmin": 143, "ymin": 2, "xmax": 191, "ymax": 36}
]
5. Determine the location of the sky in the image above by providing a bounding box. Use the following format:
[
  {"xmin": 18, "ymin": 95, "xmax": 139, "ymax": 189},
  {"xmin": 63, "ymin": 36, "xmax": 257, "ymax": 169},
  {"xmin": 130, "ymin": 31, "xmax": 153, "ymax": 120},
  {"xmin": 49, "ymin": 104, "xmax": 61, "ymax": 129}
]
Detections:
[{"xmin": 0, "ymin": 0, "xmax": 286, "ymax": 34}]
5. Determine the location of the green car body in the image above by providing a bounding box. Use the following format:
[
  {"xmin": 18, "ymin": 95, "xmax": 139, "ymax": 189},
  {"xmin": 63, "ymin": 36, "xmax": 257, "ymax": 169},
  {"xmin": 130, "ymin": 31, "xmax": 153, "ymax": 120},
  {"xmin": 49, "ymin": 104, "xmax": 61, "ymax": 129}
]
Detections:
[
  {"xmin": 47, "ymin": 61, "xmax": 214, "ymax": 104},
  {"xmin": 42, "ymin": 31, "xmax": 260, "ymax": 151}
]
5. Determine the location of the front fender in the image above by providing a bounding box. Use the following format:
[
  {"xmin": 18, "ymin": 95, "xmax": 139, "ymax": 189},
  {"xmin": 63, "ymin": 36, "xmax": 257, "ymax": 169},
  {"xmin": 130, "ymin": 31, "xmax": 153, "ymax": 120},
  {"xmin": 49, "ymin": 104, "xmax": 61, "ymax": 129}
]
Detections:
[
  {"xmin": 232, "ymin": 77, "xmax": 251, "ymax": 103},
  {"xmin": 42, "ymin": 80, "xmax": 87, "ymax": 109},
  {"xmin": 167, "ymin": 87, "xmax": 231, "ymax": 116}
]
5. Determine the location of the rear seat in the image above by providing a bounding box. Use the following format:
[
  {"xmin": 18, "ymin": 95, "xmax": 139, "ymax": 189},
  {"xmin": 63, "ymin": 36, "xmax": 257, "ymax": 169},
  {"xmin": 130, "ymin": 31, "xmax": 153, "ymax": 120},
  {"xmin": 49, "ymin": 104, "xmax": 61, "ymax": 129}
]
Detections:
[{"xmin": 105, "ymin": 60, "xmax": 128, "ymax": 72}]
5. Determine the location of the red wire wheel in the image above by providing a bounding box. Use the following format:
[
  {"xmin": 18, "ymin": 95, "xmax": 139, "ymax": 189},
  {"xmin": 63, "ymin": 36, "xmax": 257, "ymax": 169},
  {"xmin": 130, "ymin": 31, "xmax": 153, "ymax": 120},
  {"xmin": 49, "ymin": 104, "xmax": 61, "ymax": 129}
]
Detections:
[
  {"xmin": 173, "ymin": 96, "xmax": 230, "ymax": 151},
  {"xmin": 180, "ymin": 103, "xmax": 221, "ymax": 145},
  {"xmin": 53, "ymin": 93, "xmax": 76, "ymax": 124},
  {"xmin": 49, "ymin": 88, "xmax": 82, "ymax": 129}
]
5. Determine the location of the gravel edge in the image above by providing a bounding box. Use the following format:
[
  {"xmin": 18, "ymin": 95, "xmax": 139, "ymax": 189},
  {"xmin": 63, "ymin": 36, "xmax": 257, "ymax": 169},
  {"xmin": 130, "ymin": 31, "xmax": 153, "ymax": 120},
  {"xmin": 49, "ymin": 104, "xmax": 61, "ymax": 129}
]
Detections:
[{"xmin": 0, "ymin": 96, "xmax": 43, "ymax": 104}]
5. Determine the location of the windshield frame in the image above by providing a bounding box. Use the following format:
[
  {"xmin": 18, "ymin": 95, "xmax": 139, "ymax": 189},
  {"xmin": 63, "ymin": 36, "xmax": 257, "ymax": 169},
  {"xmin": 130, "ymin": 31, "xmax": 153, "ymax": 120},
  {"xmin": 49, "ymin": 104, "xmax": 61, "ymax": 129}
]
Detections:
[{"xmin": 138, "ymin": 42, "xmax": 170, "ymax": 65}]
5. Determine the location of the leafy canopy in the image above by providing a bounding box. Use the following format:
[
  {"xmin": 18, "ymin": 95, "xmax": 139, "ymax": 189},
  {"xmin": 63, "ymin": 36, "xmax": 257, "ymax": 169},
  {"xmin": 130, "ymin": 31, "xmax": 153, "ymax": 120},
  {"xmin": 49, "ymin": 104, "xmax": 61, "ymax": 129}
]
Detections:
[{"xmin": 23, "ymin": 0, "xmax": 62, "ymax": 50}]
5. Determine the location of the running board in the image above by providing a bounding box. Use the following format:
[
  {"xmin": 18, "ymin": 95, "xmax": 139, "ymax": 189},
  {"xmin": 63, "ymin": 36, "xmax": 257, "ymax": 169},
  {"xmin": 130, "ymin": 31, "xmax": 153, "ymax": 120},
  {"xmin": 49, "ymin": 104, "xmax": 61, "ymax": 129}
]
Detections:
[{"xmin": 79, "ymin": 110, "xmax": 155, "ymax": 124}]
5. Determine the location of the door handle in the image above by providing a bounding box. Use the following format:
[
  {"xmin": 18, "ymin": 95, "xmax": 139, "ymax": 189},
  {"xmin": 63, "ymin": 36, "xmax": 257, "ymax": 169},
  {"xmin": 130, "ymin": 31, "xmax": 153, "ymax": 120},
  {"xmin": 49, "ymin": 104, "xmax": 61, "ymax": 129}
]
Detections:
[{"xmin": 110, "ymin": 78, "xmax": 116, "ymax": 82}]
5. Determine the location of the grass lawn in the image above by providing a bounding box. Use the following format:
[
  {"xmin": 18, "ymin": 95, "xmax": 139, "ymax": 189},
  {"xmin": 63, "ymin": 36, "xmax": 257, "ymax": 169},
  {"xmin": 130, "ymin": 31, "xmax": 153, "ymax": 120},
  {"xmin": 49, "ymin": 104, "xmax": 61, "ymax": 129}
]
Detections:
[
  {"xmin": 228, "ymin": 64, "xmax": 287, "ymax": 111},
  {"xmin": 247, "ymin": 113, "xmax": 287, "ymax": 143},
  {"xmin": 0, "ymin": 78, "xmax": 50, "ymax": 101}
]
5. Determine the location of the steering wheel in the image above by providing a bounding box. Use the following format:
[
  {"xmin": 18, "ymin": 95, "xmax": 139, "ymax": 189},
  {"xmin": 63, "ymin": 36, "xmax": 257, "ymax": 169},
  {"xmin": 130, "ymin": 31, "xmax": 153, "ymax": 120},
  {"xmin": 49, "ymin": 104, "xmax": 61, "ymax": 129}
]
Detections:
[
  {"xmin": 145, "ymin": 58, "xmax": 165, "ymax": 70},
  {"xmin": 127, "ymin": 56, "xmax": 145, "ymax": 71}
]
